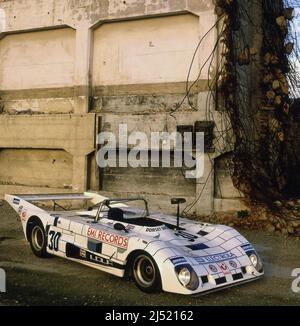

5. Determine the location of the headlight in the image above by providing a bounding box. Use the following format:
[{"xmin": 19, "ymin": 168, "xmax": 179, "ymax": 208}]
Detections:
[
  {"xmin": 178, "ymin": 268, "xmax": 191, "ymax": 286},
  {"xmin": 175, "ymin": 264, "xmax": 199, "ymax": 290},
  {"xmin": 247, "ymin": 252, "xmax": 263, "ymax": 273},
  {"xmin": 250, "ymin": 254, "xmax": 258, "ymax": 267}
]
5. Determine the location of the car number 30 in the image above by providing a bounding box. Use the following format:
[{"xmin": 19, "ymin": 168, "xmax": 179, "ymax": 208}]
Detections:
[{"xmin": 48, "ymin": 231, "xmax": 61, "ymax": 251}]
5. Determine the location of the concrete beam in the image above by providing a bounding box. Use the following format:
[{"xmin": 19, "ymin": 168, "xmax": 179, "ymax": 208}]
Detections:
[
  {"xmin": 0, "ymin": 0, "xmax": 214, "ymax": 35},
  {"xmin": 72, "ymin": 155, "xmax": 88, "ymax": 192},
  {"xmin": 198, "ymin": 9, "xmax": 218, "ymax": 80},
  {"xmin": 0, "ymin": 114, "xmax": 96, "ymax": 156},
  {"xmin": 74, "ymin": 22, "xmax": 91, "ymax": 114},
  {"xmin": 194, "ymin": 154, "xmax": 214, "ymax": 215}
]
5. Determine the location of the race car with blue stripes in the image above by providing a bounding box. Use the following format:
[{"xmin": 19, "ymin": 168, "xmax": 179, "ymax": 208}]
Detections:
[{"xmin": 5, "ymin": 192, "xmax": 263, "ymax": 295}]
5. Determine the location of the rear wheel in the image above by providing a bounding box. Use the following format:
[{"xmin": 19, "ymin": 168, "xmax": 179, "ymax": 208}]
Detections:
[
  {"xmin": 29, "ymin": 220, "xmax": 49, "ymax": 258},
  {"xmin": 132, "ymin": 253, "xmax": 161, "ymax": 293}
]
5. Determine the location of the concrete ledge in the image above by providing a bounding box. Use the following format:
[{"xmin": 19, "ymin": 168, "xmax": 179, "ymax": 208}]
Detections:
[
  {"xmin": 1, "ymin": 98, "xmax": 75, "ymax": 115},
  {"xmin": 0, "ymin": 185, "xmax": 72, "ymax": 199},
  {"xmin": 94, "ymin": 81, "xmax": 209, "ymax": 96},
  {"xmin": 0, "ymin": 87, "xmax": 87, "ymax": 100}
]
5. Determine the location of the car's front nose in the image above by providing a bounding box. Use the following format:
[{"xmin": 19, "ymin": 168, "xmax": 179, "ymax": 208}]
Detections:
[{"xmin": 160, "ymin": 254, "xmax": 264, "ymax": 296}]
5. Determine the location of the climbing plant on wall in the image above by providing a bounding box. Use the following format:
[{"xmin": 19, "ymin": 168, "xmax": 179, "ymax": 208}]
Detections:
[{"xmin": 215, "ymin": 0, "xmax": 299, "ymax": 200}]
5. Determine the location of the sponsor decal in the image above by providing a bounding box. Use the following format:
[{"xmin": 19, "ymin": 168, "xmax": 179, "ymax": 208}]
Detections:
[
  {"xmin": 170, "ymin": 257, "xmax": 187, "ymax": 266},
  {"xmin": 17, "ymin": 205, "xmax": 27, "ymax": 221},
  {"xmin": 65, "ymin": 243, "xmax": 125, "ymax": 270},
  {"xmin": 195, "ymin": 251, "xmax": 236, "ymax": 264},
  {"xmin": 229, "ymin": 260, "xmax": 238, "ymax": 269},
  {"xmin": 13, "ymin": 198, "xmax": 20, "ymax": 205},
  {"xmin": 89, "ymin": 254, "xmax": 114, "ymax": 266},
  {"xmin": 80, "ymin": 249, "xmax": 86, "ymax": 258},
  {"xmin": 145, "ymin": 226, "xmax": 167, "ymax": 232},
  {"xmin": 218, "ymin": 262, "xmax": 231, "ymax": 275},
  {"xmin": 87, "ymin": 227, "xmax": 128, "ymax": 249},
  {"xmin": 21, "ymin": 210, "xmax": 27, "ymax": 222},
  {"xmin": 209, "ymin": 264, "xmax": 218, "ymax": 273}
]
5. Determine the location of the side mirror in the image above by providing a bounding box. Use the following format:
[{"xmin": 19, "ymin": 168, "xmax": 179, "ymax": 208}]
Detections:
[{"xmin": 114, "ymin": 223, "xmax": 128, "ymax": 233}]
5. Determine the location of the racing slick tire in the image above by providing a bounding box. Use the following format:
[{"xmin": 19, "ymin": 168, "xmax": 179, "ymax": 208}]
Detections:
[
  {"xmin": 29, "ymin": 219, "xmax": 49, "ymax": 258},
  {"xmin": 132, "ymin": 253, "xmax": 162, "ymax": 293}
]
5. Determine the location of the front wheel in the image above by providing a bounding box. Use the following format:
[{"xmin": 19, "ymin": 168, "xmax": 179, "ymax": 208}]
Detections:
[
  {"xmin": 132, "ymin": 253, "xmax": 161, "ymax": 293},
  {"xmin": 29, "ymin": 220, "xmax": 49, "ymax": 258}
]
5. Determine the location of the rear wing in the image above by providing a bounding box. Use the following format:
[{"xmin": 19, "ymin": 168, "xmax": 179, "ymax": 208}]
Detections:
[
  {"xmin": 5, "ymin": 192, "xmax": 107, "ymax": 205},
  {"xmin": 10, "ymin": 193, "xmax": 92, "ymax": 201},
  {"xmin": 5, "ymin": 192, "xmax": 127, "ymax": 215}
]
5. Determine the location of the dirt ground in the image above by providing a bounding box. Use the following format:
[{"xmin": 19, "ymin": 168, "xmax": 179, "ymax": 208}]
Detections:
[{"xmin": 0, "ymin": 201, "xmax": 299, "ymax": 306}]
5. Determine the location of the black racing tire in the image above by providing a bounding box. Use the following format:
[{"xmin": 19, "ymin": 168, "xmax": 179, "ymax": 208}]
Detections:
[
  {"xmin": 28, "ymin": 219, "xmax": 49, "ymax": 258},
  {"xmin": 132, "ymin": 252, "xmax": 162, "ymax": 293}
]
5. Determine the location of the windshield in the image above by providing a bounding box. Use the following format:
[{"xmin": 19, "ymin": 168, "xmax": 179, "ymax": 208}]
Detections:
[{"xmin": 95, "ymin": 197, "xmax": 149, "ymax": 222}]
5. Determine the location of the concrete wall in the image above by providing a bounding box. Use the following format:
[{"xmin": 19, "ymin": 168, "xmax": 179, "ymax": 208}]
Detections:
[
  {"xmin": 92, "ymin": 15, "xmax": 199, "ymax": 86},
  {"xmin": 214, "ymin": 153, "xmax": 242, "ymax": 199},
  {"xmin": 0, "ymin": 0, "xmax": 243, "ymax": 214},
  {"xmin": 90, "ymin": 13, "xmax": 219, "ymax": 213},
  {"xmin": 214, "ymin": 153, "xmax": 246, "ymax": 212},
  {"xmin": 0, "ymin": 114, "xmax": 95, "ymax": 194},
  {"xmin": 0, "ymin": 28, "xmax": 75, "ymax": 90},
  {"xmin": 0, "ymin": 28, "xmax": 76, "ymax": 114},
  {"xmin": 0, "ymin": 148, "xmax": 72, "ymax": 188}
]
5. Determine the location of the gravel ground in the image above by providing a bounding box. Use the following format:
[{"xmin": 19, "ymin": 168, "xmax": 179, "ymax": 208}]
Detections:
[{"xmin": 0, "ymin": 201, "xmax": 299, "ymax": 306}]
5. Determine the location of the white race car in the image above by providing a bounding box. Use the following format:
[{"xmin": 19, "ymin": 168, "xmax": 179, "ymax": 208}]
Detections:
[{"xmin": 5, "ymin": 192, "xmax": 263, "ymax": 295}]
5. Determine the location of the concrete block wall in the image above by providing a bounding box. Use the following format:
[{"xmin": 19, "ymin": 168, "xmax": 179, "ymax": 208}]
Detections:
[{"xmin": 0, "ymin": 0, "xmax": 243, "ymax": 214}]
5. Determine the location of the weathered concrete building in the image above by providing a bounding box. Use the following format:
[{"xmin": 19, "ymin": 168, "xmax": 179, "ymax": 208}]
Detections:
[{"xmin": 0, "ymin": 0, "xmax": 243, "ymax": 214}]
